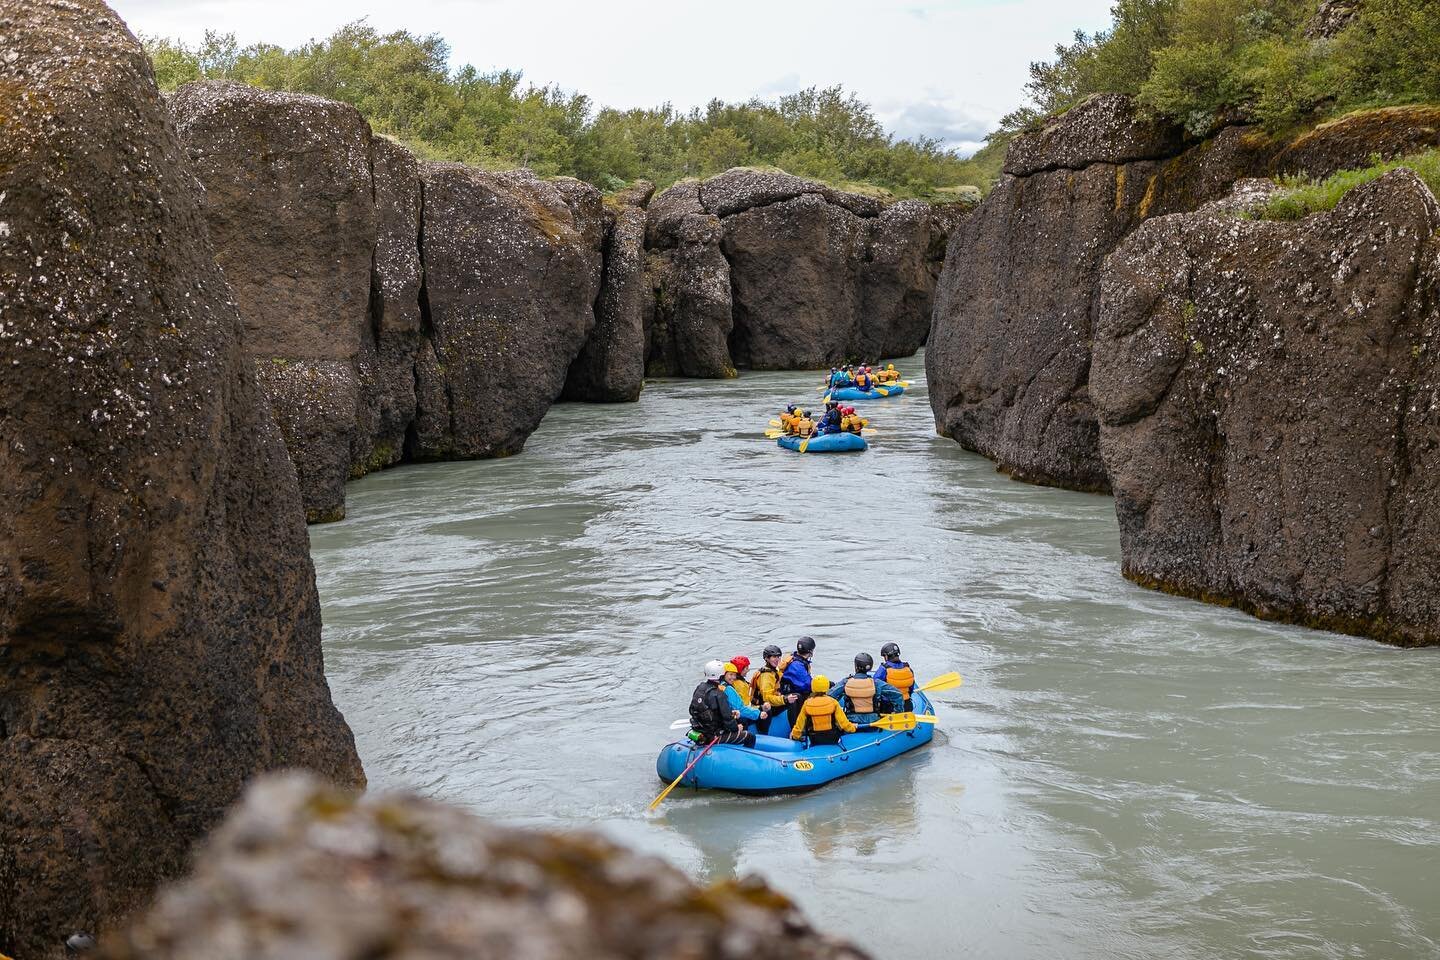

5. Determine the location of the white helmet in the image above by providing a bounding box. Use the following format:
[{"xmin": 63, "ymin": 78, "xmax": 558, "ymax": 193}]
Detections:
[{"xmin": 703, "ymin": 659, "xmax": 726, "ymax": 681}]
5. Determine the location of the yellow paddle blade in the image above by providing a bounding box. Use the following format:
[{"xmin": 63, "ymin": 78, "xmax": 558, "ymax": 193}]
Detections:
[
  {"xmin": 769, "ymin": 419, "xmax": 782, "ymax": 426},
  {"xmin": 649, "ymin": 772, "xmax": 686, "ymax": 811},
  {"xmin": 874, "ymin": 387, "xmax": 890, "ymax": 397},
  {"xmin": 868, "ymin": 714, "xmax": 916, "ymax": 731},
  {"xmin": 918, "ymin": 671, "xmax": 963, "ymax": 693},
  {"xmin": 799, "ymin": 435, "xmax": 811, "ymax": 453},
  {"xmin": 861, "ymin": 428, "xmax": 878, "ymax": 436},
  {"xmin": 765, "ymin": 431, "xmax": 784, "ymax": 438}
]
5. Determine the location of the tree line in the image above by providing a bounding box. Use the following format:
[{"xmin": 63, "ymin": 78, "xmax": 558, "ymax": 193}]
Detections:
[{"xmin": 144, "ymin": 23, "xmax": 992, "ymax": 199}]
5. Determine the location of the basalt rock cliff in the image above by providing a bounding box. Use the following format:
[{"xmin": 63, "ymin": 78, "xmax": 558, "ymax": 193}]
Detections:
[
  {"xmin": 105, "ymin": 773, "xmax": 870, "ymax": 960},
  {"xmin": 927, "ymin": 94, "xmax": 1440, "ymax": 492},
  {"xmin": 645, "ymin": 168, "xmax": 965, "ymax": 376},
  {"xmin": 1093, "ymin": 174, "xmax": 1440, "ymax": 647},
  {"xmin": 0, "ymin": 5, "xmax": 364, "ymax": 957}
]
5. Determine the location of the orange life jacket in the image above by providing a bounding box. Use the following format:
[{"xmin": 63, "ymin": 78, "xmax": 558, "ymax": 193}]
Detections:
[
  {"xmin": 802, "ymin": 695, "xmax": 839, "ymax": 732},
  {"xmin": 844, "ymin": 676, "xmax": 876, "ymax": 713},
  {"xmin": 886, "ymin": 664, "xmax": 915, "ymax": 697}
]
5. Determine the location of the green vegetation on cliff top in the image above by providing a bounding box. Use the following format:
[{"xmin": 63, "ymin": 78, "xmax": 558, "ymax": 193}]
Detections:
[
  {"xmin": 144, "ymin": 24, "xmax": 984, "ymax": 200},
  {"xmin": 1006, "ymin": 0, "xmax": 1440, "ymax": 136},
  {"xmin": 1257, "ymin": 147, "xmax": 1440, "ymax": 219}
]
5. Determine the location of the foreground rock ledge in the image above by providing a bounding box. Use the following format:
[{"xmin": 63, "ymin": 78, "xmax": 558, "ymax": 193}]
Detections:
[
  {"xmin": 0, "ymin": 3, "xmax": 364, "ymax": 955},
  {"xmin": 105, "ymin": 774, "xmax": 870, "ymax": 960},
  {"xmin": 1093, "ymin": 173, "xmax": 1440, "ymax": 647}
]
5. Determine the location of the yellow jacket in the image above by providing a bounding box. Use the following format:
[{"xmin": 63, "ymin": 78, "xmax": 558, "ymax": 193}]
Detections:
[
  {"xmin": 791, "ymin": 695, "xmax": 858, "ymax": 739},
  {"xmin": 752, "ymin": 666, "xmax": 786, "ymax": 709},
  {"xmin": 729, "ymin": 677, "xmax": 752, "ymax": 705}
]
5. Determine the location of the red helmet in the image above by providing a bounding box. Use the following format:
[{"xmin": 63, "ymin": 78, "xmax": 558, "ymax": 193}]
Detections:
[{"xmin": 730, "ymin": 655, "xmax": 750, "ymax": 674}]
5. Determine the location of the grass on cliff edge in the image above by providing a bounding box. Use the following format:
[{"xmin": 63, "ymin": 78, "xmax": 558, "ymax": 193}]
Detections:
[{"xmin": 1258, "ymin": 149, "xmax": 1440, "ymax": 221}]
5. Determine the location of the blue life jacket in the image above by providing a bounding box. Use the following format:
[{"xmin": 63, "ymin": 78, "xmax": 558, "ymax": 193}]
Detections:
[{"xmin": 780, "ymin": 655, "xmax": 812, "ymax": 694}]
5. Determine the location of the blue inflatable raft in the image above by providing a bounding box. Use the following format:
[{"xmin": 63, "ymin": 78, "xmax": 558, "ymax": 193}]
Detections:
[
  {"xmin": 655, "ymin": 692, "xmax": 935, "ymax": 796},
  {"xmin": 828, "ymin": 385, "xmax": 905, "ymax": 401},
  {"xmin": 776, "ymin": 432, "xmax": 867, "ymax": 453}
]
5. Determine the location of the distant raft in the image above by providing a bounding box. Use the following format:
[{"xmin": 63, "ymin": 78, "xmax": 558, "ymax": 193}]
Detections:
[
  {"xmin": 828, "ymin": 385, "xmax": 905, "ymax": 401},
  {"xmin": 656, "ymin": 692, "xmax": 936, "ymax": 795},
  {"xmin": 776, "ymin": 432, "xmax": 867, "ymax": 453}
]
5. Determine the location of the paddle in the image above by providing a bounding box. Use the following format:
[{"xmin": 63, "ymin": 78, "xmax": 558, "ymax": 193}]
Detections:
[
  {"xmin": 765, "ymin": 429, "xmax": 784, "ymax": 438},
  {"xmin": 918, "ymin": 671, "xmax": 963, "ymax": 693},
  {"xmin": 769, "ymin": 419, "xmax": 782, "ymax": 427},
  {"xmin": 649, "ymin": 738, "xmax": 717, "ymax": 810},
  {"xmin": 865, "ymin": 712, "xmax": 937, "ymax": 732},
  {"xmin": 873, "ymin": 386, "xmax": 890, "ymax": 397},
  {"xmin": 799, "ymin": 434, "xmax": 812, "ymax": 453}
]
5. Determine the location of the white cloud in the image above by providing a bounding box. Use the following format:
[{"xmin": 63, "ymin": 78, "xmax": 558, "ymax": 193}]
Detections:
[{"xmin": 112, "ymin": 0, "xmax": 1118, "ymax": 146}]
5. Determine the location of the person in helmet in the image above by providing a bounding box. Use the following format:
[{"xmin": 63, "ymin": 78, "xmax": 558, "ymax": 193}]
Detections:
[
  {"xmin": 688, "ymin": 659, "xmax": 755, "ymax": 747},
  {"xmin": 817, "ymin": 402, "xmax": 843, "ymax": 434},
  {"xmin": 877, "ymin": 362, "xmax": 899, "ymax": 384},
  {"xmin": 779, "ymin": 636, "xmax": 818, "ymax": 727},
  {"xmin": 721, "ymin": 661, "xmax": 769, "ymax": 730},
  {"xmin": 829, "ymin": 652, "xmax": 904, "ymax": 724},
  {"xmin": 875, "ymin": 642, "xmax": 917, "ymax": 711},
  {"xmin": 855, "ymin": 365, "xmax": 873, "ymax": 391},
  {"xmin": 750, "ymin": 644, "xmax": 792, "ymax": 716},
  {"xmin": 791, "ymin": 675, "xmax": 876, "ymax": 745},
  {"xmin": 728, "ymin": 656, "xmax": 753, "ymax": 701},
  {"xmin": 840, "ymin": 405, "xmax": 867, "ymax": 434}
]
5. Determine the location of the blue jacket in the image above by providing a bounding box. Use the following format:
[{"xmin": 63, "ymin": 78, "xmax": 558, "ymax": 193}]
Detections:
[
  {"xmin": 723, "ymin": 683, "xmax": 763, "ymax": 722},
  {"xmin": 781, "ymin": 655, "xmax": 812, "ymax": 694},
  {"xmin": 827, "ymin": 672, "xmax": 904, "ymax": 721}
]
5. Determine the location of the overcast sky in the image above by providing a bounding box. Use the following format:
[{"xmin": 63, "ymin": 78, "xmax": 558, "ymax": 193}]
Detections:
[{"xmin": 112, "ymin": 0, "xmax": 1117, "ymax": 156}]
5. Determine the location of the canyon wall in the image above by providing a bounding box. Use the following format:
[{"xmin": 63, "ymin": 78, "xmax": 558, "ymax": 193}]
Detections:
[
  {"xmin": 0, "ymin": 6, "xmax": 364, "ymax": 957},
  {"xmin": 1093, "ymin": 174, "xmax": 1439, "ymax": 647},
  {"xmin": 927, "ymin": 95, "xmax": 1440, "ymax": 493},
  {"xmin": 645, "ymin": 169, "xmax": 966, "ymax": 377}
]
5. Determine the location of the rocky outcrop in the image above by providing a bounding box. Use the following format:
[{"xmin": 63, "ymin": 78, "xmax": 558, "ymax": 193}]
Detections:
[
  {"xmin": 1306, "ymin": 0, "xmax": 1361, "ymax": 38},
  {"xmin": 169, "ymin": 82, "xmax": 378, "ymax": 522},
  {"xmin": 1093, "ymin": 172, "xmax": 1440, "ymax": 647},
  {"xmin": 928, "ymin": 94, "xmax": 1440, "ymax": 493},
  {"xmin": 169, "ymin": 84, "xmax": 616, "ymax": 518},
  {"xmin": 645, "ymin": 168, "xmax": 962, "ymax": 375},
  {"xmin": 106, "ymin": 773, "xmax": 869, "ymax": 960},
  {"xmin": 564, "ymin": 183, "xmax": 653, "ymax": 402},
  {"xmin": 412, "ymin": 166, "xmax": 603, "ymax": 457},
  {"xmin": 0, "ymin": 5, "xmax": 364, "ymax": 957}
]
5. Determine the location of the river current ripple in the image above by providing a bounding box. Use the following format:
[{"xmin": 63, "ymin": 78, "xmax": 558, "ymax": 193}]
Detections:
[{"xmin": 311, "ymin": 354, "xmax": 1440, "ymax": 960}]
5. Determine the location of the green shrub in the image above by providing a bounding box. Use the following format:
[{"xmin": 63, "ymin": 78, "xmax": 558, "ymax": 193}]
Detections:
[
  {"xmin": 1256, "ymin": 149, "xmax": 1440, "ymax": 220},
  {"xmin": 142, "ymin": 24, "xmax": 983, "ymax": 198}
]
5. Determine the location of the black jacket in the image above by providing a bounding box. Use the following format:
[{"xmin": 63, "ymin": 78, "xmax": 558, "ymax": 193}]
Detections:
[{"xmin": 689, "ymin": 680, "xmax": 736, "ymax": 737}]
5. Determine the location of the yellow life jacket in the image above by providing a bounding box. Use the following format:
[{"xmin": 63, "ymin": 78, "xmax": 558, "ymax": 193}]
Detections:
[
  {"xmin": 886, "ymin": 664, "xmax": 915, "ymax": 697},
  {"xmin": 729, "ymin": 677, "xmax": 752, "ymax": 704},
  {"xmin": 802, "ymin": 695, "xmax": 839, "ymax": 732},
  {"xmin": 752, "ymin": 666, "xmax": 784, "ymax": 707},
  {"xmin": 844, "ymin": 676, "xmax": 876, "ymax": 713}
]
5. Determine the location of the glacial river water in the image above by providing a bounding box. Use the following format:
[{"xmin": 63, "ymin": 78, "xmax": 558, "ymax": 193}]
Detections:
[{"xmin": 310, "ymin": 355, "xmax": 1440, "ymax": 960}]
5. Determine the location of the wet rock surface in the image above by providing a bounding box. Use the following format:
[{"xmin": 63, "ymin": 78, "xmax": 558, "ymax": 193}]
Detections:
[
  {"xmin": 106, "ymin": 773, "xmax": 870, "ymax": 960},
  {"xmin": 646, "ymin": 168, "xmax": 960, "ymax": 374},
  {"xmin": 0, "ymin": 5, "xmax": 364, "ymax": 956},
  {"xmin": 1093, "ymin": 172, "xmax": 1440, "ymax": 647},
  {"xmin": 413, "ymin": 165, "xmax": 603, "ymax": 457}
]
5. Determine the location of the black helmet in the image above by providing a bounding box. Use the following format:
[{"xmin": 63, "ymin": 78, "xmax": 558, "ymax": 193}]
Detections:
[
  {"xmin": 881, "ymin": 641, "xmax": 900, "ymax": 660},
  {"xmin": 796, "ymin": 636, "xmax": 816, "ymax": 655},
  {"xmin": 763, "ymin": 644, "xmax": 783, "ymax": 659},
  {"xmin": 854, "ymin": 652, "xmax": 874, "ymax": 672}
]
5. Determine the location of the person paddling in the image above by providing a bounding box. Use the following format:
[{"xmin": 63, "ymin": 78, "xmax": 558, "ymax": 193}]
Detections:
[
  {"xmin": 829, "ymin": 652, "xmax": 903, "ymax": 724},
  {"xmin": 875, "ymin": 642, "xmax": 917, "ymax": 711},
  {"xmin": 689, "ymin": 660, "xmax": 755, "ymax": 747},
  {"xmin": 791, "ymin": 675, "xmax": 876, "ymax": 746},
  {"xmin": 779, "ymin": 636, "xmax": 817, "ymax": 728}
]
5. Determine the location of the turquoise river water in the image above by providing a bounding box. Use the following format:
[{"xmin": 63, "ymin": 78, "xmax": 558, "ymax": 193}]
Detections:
[{"xmin": 310, "ymin": 354, "xmax": 1440, "ymax": 960}]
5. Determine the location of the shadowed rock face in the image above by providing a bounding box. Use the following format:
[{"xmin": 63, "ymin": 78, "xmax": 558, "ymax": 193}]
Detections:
[
  {"xmin": 0, "ymin": 5, "xmax": 364, "ymax": 956},
  {"xmin": 645, "ymin": 169, "xmax": 963, "ymax": 375},
  {"xmin": 564, "ymin": 183, "xmax": 653, "ymax": 402},
  {"xmin": 105, "ymin": 774, "xmax": 871, "ymax": 960},
  {"xmin": 927, "ymin": 96, "xmax": 1277, "ymax": 492},
  {"xmin": 1093, "ymin": 173, "xmax": 1440, "ymax": 646},
  {"xmin": 169, "ymin": 81, "xmax": 379, "ymax": 522},
  {"xmin": 413, "ymin": 166, "xmax": 603, "ymax": 458}
]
